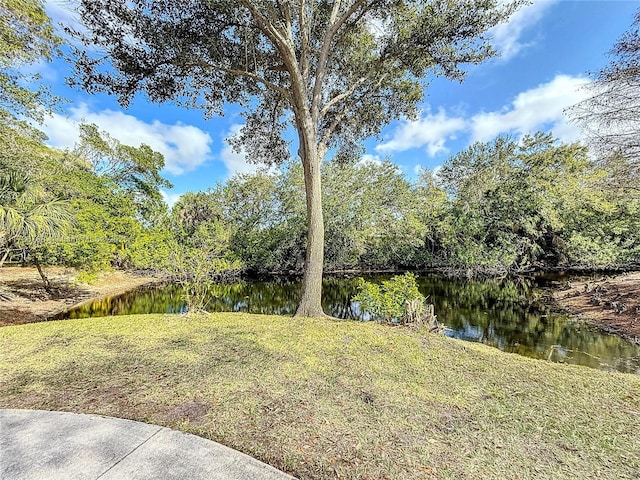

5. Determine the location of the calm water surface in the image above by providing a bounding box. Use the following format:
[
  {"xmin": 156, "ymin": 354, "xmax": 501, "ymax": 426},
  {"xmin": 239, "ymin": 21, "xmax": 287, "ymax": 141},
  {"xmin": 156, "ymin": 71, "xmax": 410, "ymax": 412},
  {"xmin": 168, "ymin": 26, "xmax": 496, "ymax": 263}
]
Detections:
[{"xmin": 60, "ymin": 274, "xmax": 640, "ymax": 374}]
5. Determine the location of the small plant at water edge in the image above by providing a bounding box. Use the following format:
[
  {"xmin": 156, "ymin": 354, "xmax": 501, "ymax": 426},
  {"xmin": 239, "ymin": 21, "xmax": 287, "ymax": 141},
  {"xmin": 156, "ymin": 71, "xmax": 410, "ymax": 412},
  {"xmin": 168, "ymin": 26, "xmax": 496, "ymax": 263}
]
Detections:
[
  {"xmin": 169, "ymin": 243, "xmax": 242, "ymax": 314},
  {"xmin": 352, "ymin": 272, "xmax": 439, "ymax": 329}
]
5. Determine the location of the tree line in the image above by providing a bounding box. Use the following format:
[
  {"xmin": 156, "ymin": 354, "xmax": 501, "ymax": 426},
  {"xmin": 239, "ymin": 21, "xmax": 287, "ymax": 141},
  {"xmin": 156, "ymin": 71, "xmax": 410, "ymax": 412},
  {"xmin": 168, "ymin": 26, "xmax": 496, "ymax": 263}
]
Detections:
[
  {"xmin": 171, "ymin": 132, "xmax": 639, "ymax": 277},
  {"xmin": 4, "ymin": 120, "xmax": 638, "ymax": 285}
]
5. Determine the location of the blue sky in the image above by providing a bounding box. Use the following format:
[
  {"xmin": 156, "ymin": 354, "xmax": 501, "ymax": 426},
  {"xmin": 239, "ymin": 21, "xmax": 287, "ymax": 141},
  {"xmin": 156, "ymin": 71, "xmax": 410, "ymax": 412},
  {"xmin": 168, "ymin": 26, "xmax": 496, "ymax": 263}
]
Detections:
[{"xmin": 37, "ymin": 0, "xmax": 639, "ymax": 206}]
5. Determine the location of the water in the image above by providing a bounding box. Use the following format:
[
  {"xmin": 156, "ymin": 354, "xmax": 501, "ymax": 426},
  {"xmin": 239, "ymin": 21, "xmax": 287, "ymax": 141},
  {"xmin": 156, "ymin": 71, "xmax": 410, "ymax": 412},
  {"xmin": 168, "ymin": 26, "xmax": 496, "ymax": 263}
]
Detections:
[{"xmin": 58, "ymin": 274, "xmax": 640, "ymax": 374}]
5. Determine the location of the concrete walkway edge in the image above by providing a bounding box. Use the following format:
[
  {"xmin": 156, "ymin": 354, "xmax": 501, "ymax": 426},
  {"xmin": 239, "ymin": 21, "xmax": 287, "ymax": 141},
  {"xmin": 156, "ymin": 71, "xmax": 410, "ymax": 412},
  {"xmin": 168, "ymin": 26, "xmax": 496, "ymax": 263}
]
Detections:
[{"xmin": 0, "ymin": 409, "xmax": 297, "ymax": 480}]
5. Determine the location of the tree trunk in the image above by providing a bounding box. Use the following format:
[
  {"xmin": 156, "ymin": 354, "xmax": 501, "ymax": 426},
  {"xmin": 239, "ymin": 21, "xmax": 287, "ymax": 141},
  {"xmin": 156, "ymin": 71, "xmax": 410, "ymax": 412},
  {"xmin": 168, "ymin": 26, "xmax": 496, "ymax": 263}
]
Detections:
[
  {"xmin": 294, "ymin": 120, "xmax": 326, "ymax": 318},
  {"xmin": 0, "ymin": 248, "xmax": 9, "ymax": 268},
  {"xmin": 33, "ymin": 255, "xmax": 54, "ymax": 297}
]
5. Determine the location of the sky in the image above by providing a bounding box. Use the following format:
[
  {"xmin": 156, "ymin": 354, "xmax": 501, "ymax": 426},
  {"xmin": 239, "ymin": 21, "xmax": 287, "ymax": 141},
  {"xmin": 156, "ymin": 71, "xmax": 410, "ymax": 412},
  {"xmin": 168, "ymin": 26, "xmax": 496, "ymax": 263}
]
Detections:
[{"xmin": 37, "ymin": 0, "xmax": 640, "ymax": 207}]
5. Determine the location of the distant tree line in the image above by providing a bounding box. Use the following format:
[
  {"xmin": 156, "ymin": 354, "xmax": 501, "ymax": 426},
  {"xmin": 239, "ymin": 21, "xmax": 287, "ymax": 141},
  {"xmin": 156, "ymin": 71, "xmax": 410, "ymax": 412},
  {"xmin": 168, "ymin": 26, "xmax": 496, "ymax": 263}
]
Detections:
[
  {"xmin": 3, "ymin": 120, "xmax": 638, "ymax": 285},
  {"xmin": 169, "ymin": 132, "xmax": 639, "ymax": 277}
]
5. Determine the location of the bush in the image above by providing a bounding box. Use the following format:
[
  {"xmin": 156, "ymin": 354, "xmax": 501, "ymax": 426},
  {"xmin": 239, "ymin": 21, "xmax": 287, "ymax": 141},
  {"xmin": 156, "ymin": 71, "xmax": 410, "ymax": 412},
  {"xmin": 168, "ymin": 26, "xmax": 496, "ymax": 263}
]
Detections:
[
  {"xmin": 168, "ymin": 244, "xmax": 243, "ymax": 314},
  {"xmin": 566, "ymin": 233, "xmax": 622, "ymax": 268},
  {"xmin": 352, "ymin": 272, "xmax": 438, "ymax": 327}
]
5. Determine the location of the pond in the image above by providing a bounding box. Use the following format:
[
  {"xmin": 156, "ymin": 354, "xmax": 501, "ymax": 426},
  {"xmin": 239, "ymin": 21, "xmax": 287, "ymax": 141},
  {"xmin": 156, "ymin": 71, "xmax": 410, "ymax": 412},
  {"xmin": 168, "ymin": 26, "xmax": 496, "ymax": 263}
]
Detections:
[{"xmin": 58, "ymin": 274, "xmax": 640, "ymax": 374}]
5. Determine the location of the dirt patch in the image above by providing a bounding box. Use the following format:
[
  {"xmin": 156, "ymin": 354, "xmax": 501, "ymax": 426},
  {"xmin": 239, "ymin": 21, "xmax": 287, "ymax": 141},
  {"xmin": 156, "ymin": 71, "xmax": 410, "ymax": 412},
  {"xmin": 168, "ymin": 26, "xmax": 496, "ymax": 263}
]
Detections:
[
  {"xmin": 0, "ymin": 267, "xmax": 160, "ymax": 327},
  {"xmin": 553, "ymin": 271, "xmax": 640, "ymax": 344},
  {"xmin": 162, "ymin": 401, "xmax": 210, "ymax": 425}
]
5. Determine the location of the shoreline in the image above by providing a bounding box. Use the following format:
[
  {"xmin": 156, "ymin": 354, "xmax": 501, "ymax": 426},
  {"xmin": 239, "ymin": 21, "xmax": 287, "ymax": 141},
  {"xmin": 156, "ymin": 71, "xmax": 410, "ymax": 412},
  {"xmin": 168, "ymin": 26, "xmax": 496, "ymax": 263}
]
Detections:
[
  {"xmin": 0, "ymin": 267, "xmax": 161, "ymax": 327},
  {"xmin": 3, "ymin": 267, "xmax": 639, "ymax": 346},
  {"xmin": 551, "ymin": 271, "xmax": 640, "ymax": 345},
  {"xmin": 45, "ymin": 278, "xmax": 165, "ymax": 322}
]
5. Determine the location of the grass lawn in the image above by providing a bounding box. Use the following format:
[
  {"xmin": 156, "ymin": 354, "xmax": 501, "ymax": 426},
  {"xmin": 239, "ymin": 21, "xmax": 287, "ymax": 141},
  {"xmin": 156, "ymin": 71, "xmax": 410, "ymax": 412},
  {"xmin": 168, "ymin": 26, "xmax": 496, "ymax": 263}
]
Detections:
[{"xmin": 1, "ymin": 313, "xmax": 639, "ymax": 479}]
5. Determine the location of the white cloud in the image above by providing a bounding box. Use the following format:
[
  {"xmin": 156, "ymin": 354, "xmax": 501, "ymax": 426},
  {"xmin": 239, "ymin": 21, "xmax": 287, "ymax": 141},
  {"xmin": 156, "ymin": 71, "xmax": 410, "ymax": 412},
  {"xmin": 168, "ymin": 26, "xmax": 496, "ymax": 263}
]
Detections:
[
  {"xmin": 20, "ymin": 60, "xmax": 59, "ymax": 82},
  {"xmin": 160, "ymin": 190, "xmax": 184, "ymax": 208},
  {"xmin": 219, "ymin": 124, "xmax": 261, "ymax": 176},
  {"xmin": 44, "ymin": 0, "xmax": 87, "ymax": 40},
  {"xmin": 489, "ymin": 0, "xmax": 558, "ymax": 61},
  {"xmin": 373, "ymin": 74, "xmax": 591, "ymax": 162},
  {"xmin": 41, "ymin": 104, "xmax": 213, "ymax": 175},
  {"xmin": 45, "ymin": 0, "xmax": 80, "ymax": 25},
  {"xmin": 470, "ymin": 74, "xmax": 591, "ymax": 142},
  {"xmin": 376, "ymin": 108, "xmax": 466, "ymax": 156}
]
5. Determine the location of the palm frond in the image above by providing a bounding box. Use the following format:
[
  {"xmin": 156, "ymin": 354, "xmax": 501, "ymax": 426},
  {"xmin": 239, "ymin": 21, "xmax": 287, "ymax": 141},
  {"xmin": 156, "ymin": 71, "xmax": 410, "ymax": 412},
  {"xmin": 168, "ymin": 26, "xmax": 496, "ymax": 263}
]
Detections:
[{"xmin": 0, "ymin": 173, "xmax": 72, "ymax": 246}]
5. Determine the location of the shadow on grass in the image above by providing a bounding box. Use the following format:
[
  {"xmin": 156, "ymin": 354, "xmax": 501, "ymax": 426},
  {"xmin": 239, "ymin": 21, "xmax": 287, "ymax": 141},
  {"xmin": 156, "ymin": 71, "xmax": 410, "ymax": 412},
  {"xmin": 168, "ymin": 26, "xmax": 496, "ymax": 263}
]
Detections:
[
  {"xmin": 0, "ymin": 307, "xmax": 50, "ymax": 327},
  {"xmin": 2, "ymin": 279, "xmax": 93, "ymax": 302},
  {"xmin": 3, "ymin": 315, "xmax": 640, "ymax": 480},
  {"xmin": 2, "ymin": 327, "xmax": 282, "ymax": 423},
  {"xmin": 0, "ymin": 279, "xmax": 95, "ymax": 326}
]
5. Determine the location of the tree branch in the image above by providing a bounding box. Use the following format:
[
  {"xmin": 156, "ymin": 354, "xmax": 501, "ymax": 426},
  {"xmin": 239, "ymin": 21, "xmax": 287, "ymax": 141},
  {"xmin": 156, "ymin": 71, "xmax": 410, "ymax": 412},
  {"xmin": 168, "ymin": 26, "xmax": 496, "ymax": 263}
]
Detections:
[
  {"xmin": 319, "ymin": 70, "xmax": 378, "ymax": 119},
  {"xmin": 277, "ymin": 0, "xmax": 293, "ymax": 42},
  {"xmin": 236, "ymin": 0, "xmax": 288, "ymax": 48},
  {"xmin": 237, "ymin": 0, "xmax": 307, "ymax": 113},
  {"xmin": 318, "ymin": 42, "xmax": 393, "ymax": 124},
  {"xmin": 312, "ymin": 0, "xmax": 350, "ymax": 121},
  {"xmin": 219, "ymin": 65, "xmax": 292, "ymax": 99},
  {"xmin": 311, "ymin": 0, "xmax": 378, "ymax": 123},
  {"xmin": 299, "ymin": 0, "xmax": 310, "ymax": 84},
  {"xmin": 319, "ymin": 72, "xmax": 389, "ymax": 151},
  {"xmin": 173, "ymin": 58, "xmax": 292, "ymax": 100}
]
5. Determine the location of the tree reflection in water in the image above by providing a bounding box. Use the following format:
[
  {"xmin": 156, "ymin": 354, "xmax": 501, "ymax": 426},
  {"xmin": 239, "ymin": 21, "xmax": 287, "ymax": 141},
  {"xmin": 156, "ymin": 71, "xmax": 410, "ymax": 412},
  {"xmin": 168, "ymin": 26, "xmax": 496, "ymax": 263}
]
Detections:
[{"xmin": 59, "ymin": 274, "xmax": 640, "ymax": 374}]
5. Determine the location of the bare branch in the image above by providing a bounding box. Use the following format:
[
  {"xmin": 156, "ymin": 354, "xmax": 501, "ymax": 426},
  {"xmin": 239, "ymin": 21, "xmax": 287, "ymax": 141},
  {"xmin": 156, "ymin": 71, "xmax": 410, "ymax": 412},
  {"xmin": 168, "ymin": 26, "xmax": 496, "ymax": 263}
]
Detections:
[{"xmin": 319, "ymin": 77, "xmax": 367, "ymax": 119}]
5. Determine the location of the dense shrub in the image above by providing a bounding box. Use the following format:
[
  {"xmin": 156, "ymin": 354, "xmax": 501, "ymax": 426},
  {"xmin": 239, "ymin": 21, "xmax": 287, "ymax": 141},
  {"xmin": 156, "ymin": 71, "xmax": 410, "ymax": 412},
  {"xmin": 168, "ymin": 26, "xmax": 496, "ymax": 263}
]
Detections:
[{"xmin": 352, "ymin": 273, "xmax": 437, "ymax": 327}]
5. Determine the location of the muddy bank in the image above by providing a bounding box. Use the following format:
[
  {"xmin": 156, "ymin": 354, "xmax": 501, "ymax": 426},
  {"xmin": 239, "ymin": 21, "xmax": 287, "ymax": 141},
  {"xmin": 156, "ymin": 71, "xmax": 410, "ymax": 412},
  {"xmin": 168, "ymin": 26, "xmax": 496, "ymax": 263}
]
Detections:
[
  {"xmin": 0, "ymin": 267, "xmax": 161, "ymax": 327},
  {"xmin": 553, "ymin": 271, "xmax": 640, "ymax": 345}
]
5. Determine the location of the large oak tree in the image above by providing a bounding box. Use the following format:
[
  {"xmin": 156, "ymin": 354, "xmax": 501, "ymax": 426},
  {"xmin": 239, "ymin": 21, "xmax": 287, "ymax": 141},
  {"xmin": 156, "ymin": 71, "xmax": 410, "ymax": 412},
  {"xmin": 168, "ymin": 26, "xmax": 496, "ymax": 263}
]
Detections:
[{"xmin": 69, "ymin": 0, "xmax": 520, "ymax": 317}]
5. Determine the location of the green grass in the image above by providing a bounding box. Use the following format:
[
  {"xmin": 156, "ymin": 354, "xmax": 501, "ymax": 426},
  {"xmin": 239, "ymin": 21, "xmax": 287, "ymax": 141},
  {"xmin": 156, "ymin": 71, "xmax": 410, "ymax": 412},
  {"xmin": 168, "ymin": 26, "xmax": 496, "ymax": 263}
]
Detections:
[{"xmin": 1, "ymin": 313, "xmax": 639, "ymax": 479}]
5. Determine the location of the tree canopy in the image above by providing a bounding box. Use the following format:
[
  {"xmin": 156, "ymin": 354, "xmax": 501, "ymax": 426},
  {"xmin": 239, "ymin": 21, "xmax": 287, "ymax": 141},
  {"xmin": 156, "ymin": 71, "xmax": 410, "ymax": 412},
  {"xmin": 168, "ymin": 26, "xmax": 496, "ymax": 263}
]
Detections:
[
  {"xmin": 74, "ymin": 123, "xmax": 173, "ymax": 223},
  {"xmin": 69, "ymin": 0, "xmax": 521, "ymax": 316},
  {"xmin": 160, "ymin": 136, "xmax": 640, "ymax": 276},
  {"xmin": 0, "ymin": 0, "xmax": 61, "ymax": 121}
]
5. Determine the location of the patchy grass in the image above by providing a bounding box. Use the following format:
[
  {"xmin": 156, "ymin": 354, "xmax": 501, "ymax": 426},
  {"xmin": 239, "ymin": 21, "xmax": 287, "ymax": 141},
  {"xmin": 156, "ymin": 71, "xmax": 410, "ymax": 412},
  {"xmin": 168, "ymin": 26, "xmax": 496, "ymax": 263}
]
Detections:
[{"xmin": 1, "ymin": 313, "xmax": 639, "ymax": 479}]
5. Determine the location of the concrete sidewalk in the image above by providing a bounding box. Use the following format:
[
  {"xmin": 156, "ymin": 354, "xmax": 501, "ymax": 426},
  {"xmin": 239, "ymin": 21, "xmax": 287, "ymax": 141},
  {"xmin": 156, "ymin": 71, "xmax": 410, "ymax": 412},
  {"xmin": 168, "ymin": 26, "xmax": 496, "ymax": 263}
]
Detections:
[{"xmin": 0, "ymin": 409, "xmax": 296, "ymax": 480}]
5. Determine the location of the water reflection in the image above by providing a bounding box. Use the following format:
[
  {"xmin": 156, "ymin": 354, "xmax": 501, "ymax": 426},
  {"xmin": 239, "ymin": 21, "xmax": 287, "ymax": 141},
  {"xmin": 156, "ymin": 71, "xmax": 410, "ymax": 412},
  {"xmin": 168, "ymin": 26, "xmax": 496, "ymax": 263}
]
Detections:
[{"xmin": 59, "ymin": 274, "xmax": 640, "ymax": 374}]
